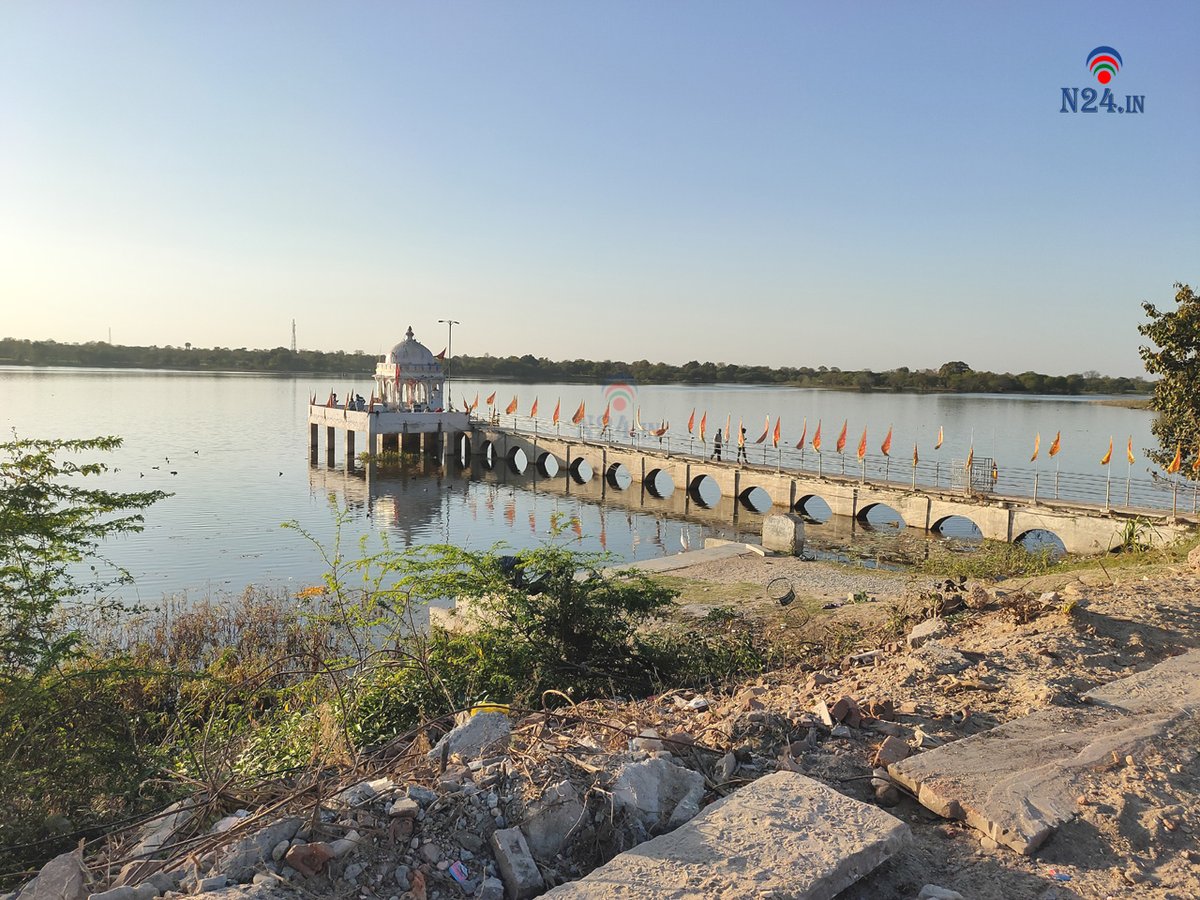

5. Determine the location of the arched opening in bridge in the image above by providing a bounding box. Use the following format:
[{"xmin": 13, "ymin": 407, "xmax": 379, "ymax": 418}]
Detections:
[
  {"xmin": 931, "ymin": 515, "xmax": 983, "ymax": 542},
  {"xmin": 481, "ymin": 440, "xmax": 496, "ymax": 471},
  {"xmin": 508, "ymin": 447, "xmax": 528, "ymax": 475},
  {"xmin": 1015, "ymin": 529, "xmax": 1067, "ymax": 559},
  {"xmin": 688, "ymin": 474, "xmax": 721, "ymax": 509},
  {"xmin": 794, "ymin": 495, "xmax": 832, "ymax": 524},
  {"xmin": 457, "ymin": 435, "xmax": 472, "ymax": 468},
  {"xmin": 570, "ymin": 458, "xmax": 593, "ymax": 484},
  {"xmin": 738, "ymin": 486, "xmax": 772, "ymax": 514},
  {"xmin": 645, "ymin": 468, "xmax": 675, "ymax": 499},
  {"xmin": 857, "ymin": 503, "xmax": 904, "ymax": 531},
  {"xmin": 537, "ymin": 452, "xmax": 559, "ymax": 478},
  {"xmin": 606, "ymin": 462, "xmax": 632, "ymax": 490}
]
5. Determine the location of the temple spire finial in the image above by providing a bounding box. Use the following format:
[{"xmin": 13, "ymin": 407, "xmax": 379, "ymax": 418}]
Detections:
[{"xmin": 405, "ymin": 325, "xmax": 415, "ymax": 340}]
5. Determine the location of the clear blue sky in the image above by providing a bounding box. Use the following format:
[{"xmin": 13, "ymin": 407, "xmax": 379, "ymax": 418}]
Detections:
[{"xmin": 1, "ymin": 1, "xmax": 1196, "ymax": 377}]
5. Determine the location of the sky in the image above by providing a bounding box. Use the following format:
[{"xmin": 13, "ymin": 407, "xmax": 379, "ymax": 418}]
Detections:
[{"xmin": 1, "ymin": 2, "xmax": 1197, "ymax": 377}]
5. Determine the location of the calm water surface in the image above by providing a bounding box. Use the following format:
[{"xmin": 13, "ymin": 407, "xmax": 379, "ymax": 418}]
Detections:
[{"xmin": 0, "ymin": 367, "xmax": 1157, "ymax": 603}]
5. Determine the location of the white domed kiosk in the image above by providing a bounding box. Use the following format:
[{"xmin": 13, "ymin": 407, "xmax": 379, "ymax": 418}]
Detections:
[
  {"xmin": 375, "ymin": 326, "xmax": 445, "ymax": 412},
  {"xmin": 308, "ymin": 324, "xmax": 470, "ymax": 466}
]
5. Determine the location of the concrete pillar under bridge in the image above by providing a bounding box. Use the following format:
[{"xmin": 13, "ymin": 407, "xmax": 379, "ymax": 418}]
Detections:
[{"xmin": 466, "ymin": 426, "xmax": 1195, "ymax": 555}]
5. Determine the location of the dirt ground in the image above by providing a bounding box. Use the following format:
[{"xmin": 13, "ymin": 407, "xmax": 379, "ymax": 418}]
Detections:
[{"xmin": 621, "ymin": 550, "xmax": 1200, "ymax": 899}]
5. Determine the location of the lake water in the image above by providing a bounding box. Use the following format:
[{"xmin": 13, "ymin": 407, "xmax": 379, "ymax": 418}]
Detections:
[{"xmin": 0, "ymin": 367, "xmax": 1164, "ymax": 604}]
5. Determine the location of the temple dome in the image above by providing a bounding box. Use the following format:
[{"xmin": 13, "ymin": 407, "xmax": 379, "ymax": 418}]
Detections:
[{"xmin": 386, "ymin": 326, "xmax": 440, "ymax": 372}]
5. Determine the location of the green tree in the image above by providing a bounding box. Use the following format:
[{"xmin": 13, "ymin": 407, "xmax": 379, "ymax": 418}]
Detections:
[
  {"xmin": 1, "ymin": 436, "xmax": 167, "ymax": 672},
  {"xmin": 1138, "ymin": 283, "xmax": 1200, "ymax": 476}
]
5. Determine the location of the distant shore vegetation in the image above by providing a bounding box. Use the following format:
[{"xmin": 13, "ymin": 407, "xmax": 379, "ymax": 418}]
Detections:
[{"xmin": 0, "ymin": 337, "xmax": 1151, "ymax": 395}]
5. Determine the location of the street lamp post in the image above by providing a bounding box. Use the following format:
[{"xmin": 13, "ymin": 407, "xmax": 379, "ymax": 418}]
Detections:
[{"xmin": 438, "ymin": 319, "xmax": 460, "ymax": 408}]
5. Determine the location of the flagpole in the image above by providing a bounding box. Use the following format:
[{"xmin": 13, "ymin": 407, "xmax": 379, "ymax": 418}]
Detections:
[{"xmin": 1125, "ymin": 458, "xmax": 1131, "ymax": 507}]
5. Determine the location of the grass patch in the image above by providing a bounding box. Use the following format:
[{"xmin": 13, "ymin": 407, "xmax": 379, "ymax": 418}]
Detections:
[{"xmin": 917, "ymin": 539, "xmax": 1059, "ymax": 581}]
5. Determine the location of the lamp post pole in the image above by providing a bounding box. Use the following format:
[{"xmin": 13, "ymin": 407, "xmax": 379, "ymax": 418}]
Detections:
[{"xmin": 438, "ymin": 318, "xmax": 460, "ymax": 408}]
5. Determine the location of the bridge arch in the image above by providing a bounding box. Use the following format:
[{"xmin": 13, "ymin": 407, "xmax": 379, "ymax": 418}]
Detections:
[
  {"xmin": 606, "ymin": 462, "xmax": 632, "ymax": 490},
  {"xmin": 645, "ymin": 468, "xmax": 675, "ymax": 499},
  {"xmin": 688, "ymin": 474, "xmax": 721, "ymax": 509},
  {"xmin": 857, "ymin": 501, "xmax": 905, "ymax": 530},
  {"xmin": 569, "ymin": 457, "xmax": 593, "ymax": 484},
  {"xmin": 738, "ymin": 485, "xmax": 773, "ymax": 514},
  {"xmin": 536, "ymin": 451, "xmax": 559, "ymax": 478},
  {"xmin": 931, "ymin": 513, "xmax": 982, "ymax": 537},
  {"xmin": 1014, "ymin": 528, "xmax": 1067, "ymax": 557},
  {"xmin": 481, "ymin": 440, "xmax": 496, "ymax": 471},
  {"xmin": 794, "ymin": 494, "xmax": 832, "ymax": 523},
  {"xmin": 507, "ymin": 446, "xmax": 528, "ymax": 475}
]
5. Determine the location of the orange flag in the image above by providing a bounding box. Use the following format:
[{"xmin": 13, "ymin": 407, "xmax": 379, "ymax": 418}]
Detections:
[
  {"xmin": 1100, "ymin": 437, "xmax": 1113, "ymax": 466},
  {"xmin": 738, "ymin": 418, "xmax": 745, "ymax": 447},
  {"xmin": 754, "ymin": 415, "xmax": 770, "ymax": 444},
  {"xmin": 812, "ymin": 420, "xmax": 822, "ymax": 451},
  {"xmin": 530, "ymin": 397, "xmax": 538, "ymax": 418},
  {"xmin": 836, "ymin": 420, "xmax": 848, "ymax": 454},
  {"xmin": 470, "ymin": 392, "xmax": 479, "ymax": 411},
  {"xmin": 1048, "ymin": 431, "xmax": 1062, "ymax": 457},
  {"xmin": 912, "ymin": 443, "xmax": 919, "ymax": 466},
  {"xmin": 880, "ymin": 425, "xmax": 893, "ymax": 457},
  {"xmin": 856, "ymin": 426, "xmax": 868, "ymax": 461},
  {"xmin": 965, "ymin": 445, "xmax": 974, "ymax": 468},
  {"xmin": 505, "ymin": 395, "xmax": 518, "ymax": 415},
  {"xmin": 653, "ymin": 421, "xmax": 670, "ymax": 437},
  {"xmin": 934, "ymin": 426, "xmax": 944, "ymax": 450},
  {"xmin": 601, "ymin": 402, "xmax": 611, "ymax": 428},
  {"xmin": 572, "ymin": 401, "xmax": 585, "ymax": 425},
  {"xmin": 1193, "ymin": 448, "xmax": 1200, "ymax": 475},
  {"xmin": 699, "ymin": 412, "xmax": 707, "ymax": 442},
  {"xmin": 1127, "ymin": 436, "xmax": 1135, "ymax": 465},
  {"xmin": 687, "ymin": 408, "xmax": 695, "ymax": 434},
  {"xmin": 795, "ymin": 417, "xmax": 807, "ymax": 450},
  {"xmin": 486, "ymin": 391, "xmax": 496, "ymax": 405},
  {"xmin": 1031, "ymin": 432, "xmax": 1041, "ymax": 462},
  {"xmin": 1167, "ymin": 444, "xmax": 1182, "ymax": 474},
  {"xmin": 725, "ymin": 414, "xmax": 732, "ymax": 445},
  {"xmin": 552, "ymin": 398, "xmax": 561, "ymax": 425},
  {"xmin": 773, "ymin": 417, "xmax": 781, "ymax": 448}
]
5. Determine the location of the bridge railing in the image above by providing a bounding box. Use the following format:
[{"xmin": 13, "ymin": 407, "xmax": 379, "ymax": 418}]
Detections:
[{"xmin": 475, "ymin": 414, "xmax": 1200, "ymax": 517}]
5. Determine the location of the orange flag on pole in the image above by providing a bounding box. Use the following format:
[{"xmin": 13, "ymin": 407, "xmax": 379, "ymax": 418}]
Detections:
[
  {"xmin": 699, "ymin": 412, "xmax": 707, "ymax": 442},
  {"xmin": 1167, "ymin": 444, "xmax": 1182, "ymax": 474},
  {"xmin": 796, "ymin": 417, "xmax": 807, "ymax": 450},
  {"xmin": 773, "ymin": 417, "xmax": 781, "ymax": 448},
  {"xmin": 601, "ymin": 402, "xmax": 611, "ymax": 428},
  {"xmin": 530, "ymin": 397, "xmax": 538, "ymax": 418},
  {"xmin": 1193, "ymin": 448, "xmax": 1200, "ymax": 475},
  {"xmin": 1048, "ymin": 431, "xmax": 1062, "ymax": 457},
  {"xmin": 1031, "ymin": 432, "xmax": 1040, "ymax": 462},
  {"xmin": 738, "ymin": 418, "xmax": 745, "ymax": 447},
  {"xmin": 572, "ymin": 401, "xmax": 585, "ymax": 425},
  {"xmin": 687, "ymin": 408, "xmax": 695, "ymax": 434},
  {"xmin": 755, "ymin": 415, "xmax": 770, "ymax": 444},
  {"xmin": 965, "ymin": 445, "xmax": 974, "ymax": 468},
  {"xmin": 552, "ymin": 398, "xmax": 561, "ymax": 425},
  {"xmin": 836, "ymin": 420, "xmax": 848, "ymax": 454},
  {"xmin": 812, "ymin": 420, "xmax": 822, "ymax": 451},
  {"xmin": 934, "ymin": 426, "xmax": 944, "ymax": 450},
  {"xmin": 881, "ymin": 425, "xmax": 893, "ymax": 457},
  {"xmin": 1127, "ymin": 436, "xmax": 1135, "ymax": 465},
  {"xmin": 470, "ymin": 393, "xmax": 479, "ymax": 412},
  {"xmin": 505, "ymin": 396, "xmax": 518, "ymax": 415},
  {"xmin": 725, "ymin": 414, "xmax": 731, "ymax": 445},
  {"xmin": 912, "ymin": 443, "xmax": 919, "ymax": 466},
  {"xmin": 857, "ymin": 426, "xmax": 868, "ymax": 461},
  {"xmin": 486, "ymin": 391, "xmax": 496, "ymax": 406},
  {"xmin": 1100, "ymin": 437, "xmax": 1113, "ymax": 465}
]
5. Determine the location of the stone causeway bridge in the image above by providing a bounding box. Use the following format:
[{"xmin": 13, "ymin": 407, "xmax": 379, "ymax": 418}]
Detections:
[{"xmin": 307, "ymin": 405, "xmax": 1198, "ymax": 556}]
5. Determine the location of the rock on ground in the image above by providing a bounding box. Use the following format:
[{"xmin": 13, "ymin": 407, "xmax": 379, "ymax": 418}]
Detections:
[
  {"xmin": 544, "ymin": 771, "xmax": 911, "ymax": 900},
  {"xmin": 610, "ymin": 757, "xmax": 706, "ymax": 832},
  {"xmin": 520, "ymin": 780, "xmax": 587, "ymax": 861},
  {"xmin": 426, "ymin": 712, "xmax": 512, "ymax": 764},
  {"xmin": 13, "ymin": 849, "xmax": 88, "ymax": 900}
]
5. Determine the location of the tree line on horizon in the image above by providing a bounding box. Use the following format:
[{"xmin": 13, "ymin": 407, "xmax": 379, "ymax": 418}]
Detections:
[{"xmin": 0, "ymin": 336, "xmax": 1151, "ymax": 395}]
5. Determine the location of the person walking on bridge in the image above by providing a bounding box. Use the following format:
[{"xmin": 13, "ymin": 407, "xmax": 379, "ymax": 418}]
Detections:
[
  {"xmin": 737, "ymin": 426, "xmax": 748, "ymax": 464},
  {"xmin": 711, "ymin": 428, "xmax": 722, "ymax": 461}
]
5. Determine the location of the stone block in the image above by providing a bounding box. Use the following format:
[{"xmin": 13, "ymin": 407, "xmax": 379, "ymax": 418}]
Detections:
[
  {"xmin": 426, "ymin": 712, "xmax": 511, "ymax": 764},
  {"xmin": 543, "ymin": 772, "xmax": 910, "ymax": 899},
  {"xmin": 490, "ymin": 827, "xmax": 544, "ymax": 900},
  {"xmin": 907, "ymin": 617, "xmax": 948, "ymax": 648},
  {"xmin": 761, "ymin": 513, "xmax": 805, "ymax": 555},
  {"xmin": 610, "ymin": 757, "xmax": 706, "ymax": 832},
  {"xmin": 215, "ymin": 817, "xmax": 302, "ymax": 882},
  {"xmin": 14, "ymin": 849, "xmax": 88, "ymax": 900},
  {"xmin": 129, "ymin": 800, "xmax": 195, "ymax": 859},
  {"xmin": 520, "ymin": 780, "xmax": 587, "ymax": 861}
]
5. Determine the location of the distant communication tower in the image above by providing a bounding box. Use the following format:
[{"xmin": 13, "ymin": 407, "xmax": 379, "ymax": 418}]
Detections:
[{"xmin": 291, "ymin": 319, "xmax": 297, "ymax": 354}]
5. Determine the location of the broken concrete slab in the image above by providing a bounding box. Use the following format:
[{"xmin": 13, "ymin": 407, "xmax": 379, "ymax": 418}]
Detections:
[
  {"xmin": 907, "ymin": 617, "xmax": 948, "ymax": 649},
  {"xmin": 490, "ymin": 827, "xmax": 544, "ymax": 900},
  {"xmin": 426, "ymin": 711, "xmax": 511, "ymax": 764},
  {"xmin": 13, "ymin": 849, "xmax": 88, "ymax": 900},
  {"xmin": 543, "ymin": 771, "xmax": 910, "ymax": 900},
  {"xmin": 610, "ymin": 757, "xmax": 706, "ymax": 833},
  {"xmin": 521, "ymin": 780, "xmax": 587, "ymax": 861},
  {"xmin": 890, "ymin": 649, "xmax": 1200, "ymax": 855}
]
